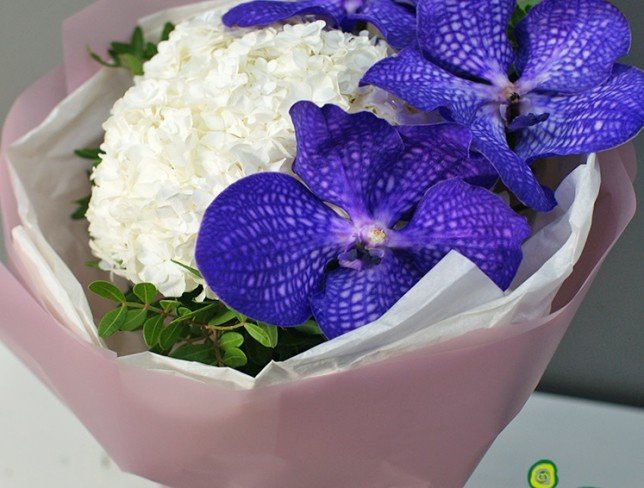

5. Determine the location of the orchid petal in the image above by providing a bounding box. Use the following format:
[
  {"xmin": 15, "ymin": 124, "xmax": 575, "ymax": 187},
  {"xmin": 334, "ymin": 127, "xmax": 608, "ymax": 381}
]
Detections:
[
  {"xmin": 310, "ymin": 250, "xmax": 422, "ymax": 338},
  {"xmin": 290, "ymin": 101, "xmax": 404, "ymax": 221},
  {"xmin": 371, "ymin": 123, "xmax": 498, "ymax": 226},
  {"xmin": 392, "ymin": 179, "xmax": 531, "ymax": 290},
  {"xmin": 470, "ymin": 104, "xmax": 557, "ymax": 211},
  {"xmin": 222, "ymin": 0, "xmax": 345, "ymax": 28},
  {"xmin": 195, "ymin": 173, "xmax": 353, "ymax": 326},
  {"xmin": 515, "ymin": 0, "xmax": 630, "ymax": 94},
  {"xmin": 417, "ymin": 0, "xmax": 515, "ymax": 83},
  {"xmin": 347, "ymin": 0, "xmax": 417, "ymax": 49},
  {"xmin": 361, "ymin": 48, "xmax": 492, "ymax": 125},
  {"xmin": 515, "ymin": 64, "xmax": 644, "ymax": 161}
]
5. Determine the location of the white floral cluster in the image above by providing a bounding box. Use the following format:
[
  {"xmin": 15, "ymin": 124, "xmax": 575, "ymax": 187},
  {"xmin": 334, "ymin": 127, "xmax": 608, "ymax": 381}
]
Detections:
[{"xmin": 87, "ymin": 12, "xmax": 402, "ymax": 298}]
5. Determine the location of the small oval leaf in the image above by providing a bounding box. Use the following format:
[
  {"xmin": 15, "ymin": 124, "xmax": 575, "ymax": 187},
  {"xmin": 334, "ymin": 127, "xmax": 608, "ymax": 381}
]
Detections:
[
  {"xmin": 170, "ymin": 343, "xmax": 216, "ymax": 363},
  {"xmin": 159, "ymin": 300, "xmax": 181, "ymax": 312},
  {"xmin": 89, "ymin": 281, "xmax": 125, "ymax": 303},
  {"xmin": 133, "ymin": 283, "xmax": 157, "ymax": 304},
  {"xmin": 143, "ymin": 315, "xmax": 164, "ymax": 347},
  {"xmin": 219, "ymin": 332, "xmax": 244, "ymax": 350},
  {"xmin": 209, "ymin": 310, "xmax": 236, "ymax": 326},
  {"xmin": 223, "ymin": 348, "xmax": 247, "ymax": 368},
  {"xmin": 98, "ymin": 306, "xmax": 127, "ymax": 337},
  {"xmin": 159, "ymin": 323, "xmax": 184, "ymax": 351},
  {"xmin": 244, "ymin": 323, "xmax": 273, "ymax": 348},
  {"xmin": 121, "ymin": 308, "xmax": 148, "ymax": 331}
]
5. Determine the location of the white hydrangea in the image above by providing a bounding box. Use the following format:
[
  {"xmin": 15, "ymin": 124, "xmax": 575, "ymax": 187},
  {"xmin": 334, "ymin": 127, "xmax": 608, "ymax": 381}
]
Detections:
[{"xmin": 87, "ymin": 11, "xmax": 406, "ymax": 298}]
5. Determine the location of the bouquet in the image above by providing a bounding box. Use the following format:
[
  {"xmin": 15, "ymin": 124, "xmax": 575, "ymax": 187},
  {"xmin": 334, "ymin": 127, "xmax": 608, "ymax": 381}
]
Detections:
[{"xmin": 0, "ymin": 0, "xmax": 641, "ymax": 486}]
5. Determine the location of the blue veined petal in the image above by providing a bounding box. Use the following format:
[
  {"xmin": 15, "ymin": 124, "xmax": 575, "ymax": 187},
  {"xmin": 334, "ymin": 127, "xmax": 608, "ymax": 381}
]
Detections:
[
  {"xmin": 310, "ymin": 249, "xmax": 423, "ymax": 338},
  {"xmin": 390, "ymin": 179, "xmax": 532, "ymax": 290},
  {"xmin": 222, "ymin": 0, "xmax": 345, "ymax": 28},
  {"xmin": 417, "ymin": 0, "xmax": 515, "ymax": 83},
  {"xmin": 290, "ymin": 101, "xmax": 404, "ymax": 222},
  {"xmin": 347, "ymin": 0, "xmax": 417, "ymax": 49},
  {"xmin": 361, "ymin": 48, "xmax": 494, "ymax": 125},
  {"xmin": 515, "ymin": 0, "xmax": 631, "ymax": 94},
  {"xmin": 470, "ymin": 103, "xmax": 557, "ymax": 211},
  {"xmin": 370, "ymin": 123, "xmax": 498, "ymax": 226},
  {"xmin": 195, "ymin": 173, "xmax": 354, "ymax": 327},
  {"xmin": 515, "ymin": 64, "xmax": 644, "ymax": 161}
]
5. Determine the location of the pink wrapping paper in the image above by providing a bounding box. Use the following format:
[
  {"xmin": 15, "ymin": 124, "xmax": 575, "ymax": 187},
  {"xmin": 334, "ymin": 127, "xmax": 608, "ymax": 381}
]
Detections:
[{"xmin": 0, "ymin": 1, "xmax": 637, "ymax": 486}]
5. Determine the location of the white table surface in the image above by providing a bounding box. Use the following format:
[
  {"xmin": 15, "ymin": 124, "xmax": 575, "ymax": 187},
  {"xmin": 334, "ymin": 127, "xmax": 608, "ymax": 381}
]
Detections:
[{"xmin": 1, "ymin": 339, "xmax": 642, "ymax": 488}]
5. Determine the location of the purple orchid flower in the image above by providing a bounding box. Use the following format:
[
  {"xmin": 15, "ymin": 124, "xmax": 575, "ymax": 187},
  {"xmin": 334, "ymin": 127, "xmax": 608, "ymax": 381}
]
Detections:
[
  {"xmin": 360, "ymin": 0, "xmax": 644, "ymax": 211},
  {"xmin": 195, "ymin": 102, "xmax": 530, "ymax": 339},
  {"xmin": 221, "ymin": 0, "xmax": 417, "ymax": 49}
]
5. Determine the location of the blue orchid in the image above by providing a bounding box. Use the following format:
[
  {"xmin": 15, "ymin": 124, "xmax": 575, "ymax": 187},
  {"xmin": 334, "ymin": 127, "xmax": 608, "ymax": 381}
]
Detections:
[
  {"xmin": 195, "ymin": 102, "xmax": 530, "ymax": 339},
  {"xmin": 361, "ymin": 0, "xmax": 644, "ymax": 211},
  {"xmin": 222, "ymin": 0, "xmax": 417, "ymax": 49}
]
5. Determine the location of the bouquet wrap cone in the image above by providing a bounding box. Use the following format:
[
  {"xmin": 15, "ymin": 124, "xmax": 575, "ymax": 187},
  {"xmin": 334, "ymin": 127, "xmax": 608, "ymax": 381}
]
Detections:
[{"xmin": 0, "ymin": 1, "xmax": 637, "ymax": 487}]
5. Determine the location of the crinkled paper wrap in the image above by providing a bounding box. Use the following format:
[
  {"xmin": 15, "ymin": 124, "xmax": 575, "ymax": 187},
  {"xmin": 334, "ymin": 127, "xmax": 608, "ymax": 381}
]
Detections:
[{"xmin": 0, "ymin": 1, "xmax": 638, "ymax": 487}]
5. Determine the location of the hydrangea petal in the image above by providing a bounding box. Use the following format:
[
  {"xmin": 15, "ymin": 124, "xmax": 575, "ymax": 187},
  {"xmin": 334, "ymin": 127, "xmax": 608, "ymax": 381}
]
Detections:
[
  {"xmin": 515, "ymin": 0, "xmax": 631, "ymax": 94},
  {"xmin": 417, "ymin": 0, "xmax": 515, "ymax": 83},
  {"xmin": 290, "ymin": 101, "xmax": 404, "ymax": 221},
  {"xmin": 195, "ymin": 173, "xmax": 353, "ymax": 326},
  {"xmin": 347, "ymin": 0, "xmax": 417, "ymax": 49},
  {"xmin": 470, "ymin": 104, "xmax": 557, "ymax": 211},
  {"xmin": 371, "ymin": 123, "xmax": 498, "ymax": 226},
  {"xmin": 310, "ymin": 250, "xmax": 422, "ymax": 338},
  {"xmin": 222, "ymin": 0, "xmax": 345, "ymax": 28},
  {"xmin": 361, "ymin": 48, "xmax": 493, "ymax": 124},
  {"xmin": 515, "ymin": 64, "xmax": 644, "ymax": 161},
  {"xmin": 391, "ymin": 179, "xmax": 531, "ymax": 290}
]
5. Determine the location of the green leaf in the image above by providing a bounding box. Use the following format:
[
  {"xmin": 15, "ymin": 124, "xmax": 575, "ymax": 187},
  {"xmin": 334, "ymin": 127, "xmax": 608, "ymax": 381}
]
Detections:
[
  {"xmin": 294, "ymin": 320, "xmax": 323, "ymax": 335},
  {"xmin": 84, "ymin": 260, "xmax": 101, "ymax": 269},
  {"xmin": 159, "ymin": 323, "xmax": 185, "ymax": 350},
  {"xmin": 109, "ymin": 41, "xmax": 133, "ymax": 55},
  {"xmin": 98, "ymin": 306, "xmax": 127, "ymax": 337},
  {"xmin": 161, "ymin": 22, "xmax": 175, "ymax": 42},
  {"xmin": 144, "ymin": 42, "xmax": 157, "ymax": 59},
  {"xmin": 209, "ymin": 310, "xmax": 236, "ymax": 326},
  {"xmin": 121, "ymin": 53, "xmax": 144, "ymax": 76},
  {"xmin": 219, "ymin": 332, "xmax": 244, "ymax": 350},
  {"xmin": 223, "ymin": 347, "xmax": 247, "ymax": 368},
  {"xmin": 120, "ymin": 308, "xmax": 148, "ymax": 331},
  {"xmin": 170, "ymin": 343, "xmax": 216, "ymax": 362},
  {"xmin": 160, "ymin": 299, "xmax": 181, "ymax": 312},
  {"xmin": 133, "ymin": 283, "xmax": 157, "ymax": 304},
  {"xmin": 177, "ymin": 307, "xmax": 192, "ymax": 317},
  {"xmin": 244, "ymin": 322, "xmax": 278, "ymax": 348},
  {"xmin": 71, "ymin": 195, "xmax": 90, "ymax": 220},
  {"xmin": 131, "ymin": 26, "xmax": 145, "ymax": 58},
  {"xmin": 89, "ymin": 280, "xmax": 126, "ymax": 303},
  {"xmin": 87, "ymin": 47, "xmax": 119, "ymax": 68},
  {"xmin": 74, "ymin": 148, "xmax": 104, "ymax": 160},
  {"xmin": 517, "ymin": 0, "xmax": 540, "ymax": 8},
  {"xmin": 171, "ymin": 259, "xmax": 203, "ymax": 278},
  {"xmin": 143, "ymin": 315, "xmax": 164, "ymax": 347}
]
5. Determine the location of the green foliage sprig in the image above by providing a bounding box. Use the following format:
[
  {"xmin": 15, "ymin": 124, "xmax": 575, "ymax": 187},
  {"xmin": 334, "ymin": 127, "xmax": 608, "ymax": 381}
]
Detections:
[
  {"xmin": 508, "ymin": 0, "xmax": 541, "ymax": 49},
  {"xmin": 89, "ymin": 280, "xmax": 326, "ymax": 375},
  {"xmin": 88, "ymin": 22, "xmax": 175, "ymax": 77},
  {"xmin": 71, "ymin": 147, "xmax": 104, "ymax": 220}
]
